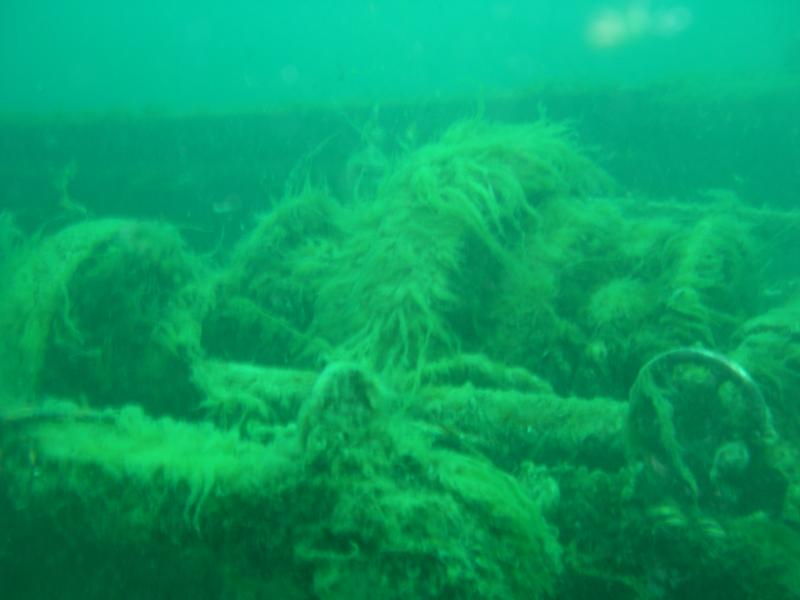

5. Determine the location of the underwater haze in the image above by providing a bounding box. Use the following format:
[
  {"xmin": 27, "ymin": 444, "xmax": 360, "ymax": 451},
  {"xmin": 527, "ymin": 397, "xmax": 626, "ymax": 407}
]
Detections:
[
  {"xmin": 1, "ymin": 0, "xmax": 799, "ymax": 112},
  {"xmin": 2, "ymin": 2, "xmax": 800, "ymax": 600}
]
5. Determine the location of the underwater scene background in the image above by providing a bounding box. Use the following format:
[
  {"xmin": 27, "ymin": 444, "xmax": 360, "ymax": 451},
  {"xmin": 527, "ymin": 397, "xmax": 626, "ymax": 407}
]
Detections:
[{"xmin": 1, "ymin": 1, "xmax": 800, "ymax": 599}]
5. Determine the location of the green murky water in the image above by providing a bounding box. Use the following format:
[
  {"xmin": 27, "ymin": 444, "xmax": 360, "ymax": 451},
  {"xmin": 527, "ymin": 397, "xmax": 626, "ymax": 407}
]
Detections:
[{"xmin": 1, "ymin": 3, "xmax": 799, "ymax": 598}]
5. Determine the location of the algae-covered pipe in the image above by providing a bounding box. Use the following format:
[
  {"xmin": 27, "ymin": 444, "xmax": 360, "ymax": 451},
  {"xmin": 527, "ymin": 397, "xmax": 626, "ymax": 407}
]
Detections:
[{"xmin": 416, "ymin": 386, "xmax": 629, "ymax": 471}]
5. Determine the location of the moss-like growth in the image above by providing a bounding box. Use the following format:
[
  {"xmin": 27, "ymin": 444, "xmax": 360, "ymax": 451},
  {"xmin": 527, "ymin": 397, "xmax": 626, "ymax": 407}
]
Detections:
[
  {"xmin": 3, "ymin": 365, "xmax": 565, "ymax": 600},
  {"xmin": 0, "ymin": 219, "xmax": 206, "ymax": 416},
  {"xmin": 3, "ymin": 114, "xmax": 800, "ymax": 599},
  {"xmin": 192, "ymin": 358, "xmax": 316, "ymax": 433},
  {"xmin": 659, "ymin": 211, "xmax": 758, "ymax": 347},
  {"xmin": 587, "ymin": 277, "xmax": 654, "ymax": 329},
  {"xmin": 487, "ymin": 195, "xmax": 661, "ymax": 397},
  {"xmin": 202, "ymin": 185, "xmax": 343, "ymax": 367},
  {"xmin": 0, "ymin": 400, "xmax": 303, "ymax": 598},
  {"xmin": 0, "ymin": 219, "xmax": 123, "ymax": 404},
  {"xmin": 733, "ymin": 300, "xmax": 800, "ymax": 441},
  {"xmin": 312, "ymin": 120, "xmax": 612, "ymax": 384},
  {"xmin": 296, "ymin": 363, "xmax": 562, "ymax": 599},
  {"xmin": 415, "ymin": 385, "xmax": 628, "ymax": 472}
]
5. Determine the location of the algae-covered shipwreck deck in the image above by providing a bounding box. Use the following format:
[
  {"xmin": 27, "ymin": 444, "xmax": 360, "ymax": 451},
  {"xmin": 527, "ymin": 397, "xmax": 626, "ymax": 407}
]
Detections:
[{"xmin": 1, "ymin": 89, "xmax": 800, "ymax": 599}]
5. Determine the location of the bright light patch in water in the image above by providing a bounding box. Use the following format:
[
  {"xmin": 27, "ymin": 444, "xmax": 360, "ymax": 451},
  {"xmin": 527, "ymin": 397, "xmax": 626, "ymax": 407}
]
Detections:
[{"xmin": 587, "ymin": 2, "xmax": 693, "ymax": 49}]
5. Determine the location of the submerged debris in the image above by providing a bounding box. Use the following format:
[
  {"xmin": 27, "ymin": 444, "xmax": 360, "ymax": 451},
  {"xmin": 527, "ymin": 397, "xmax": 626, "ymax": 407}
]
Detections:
[{"xmin": 1, "ymin": 119, "xmax": 800, "ymax": 599}]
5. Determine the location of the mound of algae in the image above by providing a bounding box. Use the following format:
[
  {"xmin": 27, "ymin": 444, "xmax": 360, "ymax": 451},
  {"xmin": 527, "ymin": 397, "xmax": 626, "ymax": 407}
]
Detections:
[
  {"xmin": 201, "ymin": 185, "xmax": 344, "ymax": 368},
  {"xmin": 310, "ymin": 120, "xmax": 612, "ymax": 385},
  {"xmin": 0, "ymin": 219, "xmax": 208, "ymax": 416}
]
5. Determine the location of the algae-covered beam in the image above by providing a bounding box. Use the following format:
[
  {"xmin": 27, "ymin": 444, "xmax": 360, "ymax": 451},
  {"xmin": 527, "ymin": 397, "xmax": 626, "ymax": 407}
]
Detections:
[
  {"xmin": 192, "ymin": 358, "xmax": 631, "ymax": 470},
  {"xmin": 416, "ymin": 385, "xmax": 628, "ymax": 471}
]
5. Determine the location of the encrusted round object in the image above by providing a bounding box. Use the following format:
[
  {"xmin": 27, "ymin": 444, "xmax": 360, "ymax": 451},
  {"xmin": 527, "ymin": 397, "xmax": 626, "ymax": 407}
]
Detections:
[{"xmin": 627, "ymin": 347, "xmax": 783, "ymax": 515}]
